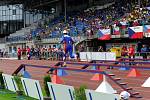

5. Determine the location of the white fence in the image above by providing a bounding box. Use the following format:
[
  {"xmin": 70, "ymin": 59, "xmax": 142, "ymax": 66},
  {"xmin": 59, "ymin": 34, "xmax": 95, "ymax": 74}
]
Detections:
[
  {"xmin": 80, "ymin": 52, "xmax": 116, "ymax": 61},
  {"xmin": 2, "ymin": 74, "xmax": 121, "ymax": 100},
  {"xmin": 2, "ymin": 74, "xmax": 18, "ymax": 92}
]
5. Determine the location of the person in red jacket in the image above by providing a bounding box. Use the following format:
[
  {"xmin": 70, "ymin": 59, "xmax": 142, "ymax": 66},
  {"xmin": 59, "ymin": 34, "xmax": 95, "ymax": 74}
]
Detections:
[
  {"xmin": 17, "ymin": 47, "xmax": 21, "ymax": 60},
  {"xmin": 128, "ymin": 45, "xmax": 135, "ymax": 65},
  {"xmin": 128, "ymin": 45, "xmax": 135, "ymax": 58}
]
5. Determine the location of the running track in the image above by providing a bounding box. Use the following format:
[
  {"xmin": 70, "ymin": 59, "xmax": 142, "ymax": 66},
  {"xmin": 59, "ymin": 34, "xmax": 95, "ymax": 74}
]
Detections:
[{"xmin": 0, "ymin": 60, "xmax": 149, "ymax": 100}]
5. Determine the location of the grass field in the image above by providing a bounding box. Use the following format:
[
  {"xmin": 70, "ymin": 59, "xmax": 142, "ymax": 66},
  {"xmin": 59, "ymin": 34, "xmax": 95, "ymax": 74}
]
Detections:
[{"xmin": 0, "ymin": 90, "xmax": 37, "ymax": 100}]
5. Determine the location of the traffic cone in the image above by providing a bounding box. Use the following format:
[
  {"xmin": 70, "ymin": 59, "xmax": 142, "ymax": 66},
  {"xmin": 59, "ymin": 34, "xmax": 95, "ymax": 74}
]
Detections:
[
  {"xmin": 52, "ymin": 75, "xmax": 64, "ymax": 84},
  {"xmin": 57, "ymin": 69, "xmax": 68, "ymax": 76},
  {"xmin": 91, "ymin": 67, "xmax": 103, "ymax": 81},
  {"xmin": 127, "ymin": 69, "xmax": 141, "ymax": 77},
  {"xmin": 91, "ymin": 73, "xmax": 103, "ymax": 81}
]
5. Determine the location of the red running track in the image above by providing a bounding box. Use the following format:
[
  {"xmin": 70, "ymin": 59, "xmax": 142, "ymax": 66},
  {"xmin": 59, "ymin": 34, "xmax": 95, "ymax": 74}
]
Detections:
[{"xmin": 0, "ymin": 60, "xmax": 150, "ymax": 100}]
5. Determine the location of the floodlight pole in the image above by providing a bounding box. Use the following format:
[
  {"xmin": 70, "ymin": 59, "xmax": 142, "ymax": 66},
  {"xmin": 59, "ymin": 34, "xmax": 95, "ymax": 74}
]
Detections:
[{"xmin": 64, "ymin": 0, "xmax": 67, "ymax": 23}]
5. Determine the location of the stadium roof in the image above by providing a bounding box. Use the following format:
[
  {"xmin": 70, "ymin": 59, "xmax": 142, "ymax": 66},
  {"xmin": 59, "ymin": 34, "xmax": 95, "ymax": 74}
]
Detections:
[{"xmin": 0, "ymin": 0, "xmax": 60, "ymax": 10}]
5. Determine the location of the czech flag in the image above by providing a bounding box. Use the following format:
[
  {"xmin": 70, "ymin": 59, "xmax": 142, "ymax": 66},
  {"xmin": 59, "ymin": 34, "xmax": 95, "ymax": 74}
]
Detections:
[
  {"xmin": 98, "ymin": 29, "xmax": 111, "ymax": 40},
  {"xmin": 113, "ymin": 27, "xmax": 120, "ymax": 35},
  {"xmin": 144, "ymin": 25, "xmax": 150, "ymax": 37},
  {"xmin": 144, "ymin": 25, "xmax": 150, "ymax": 33},
  {"xmin": 128, "ymin": 26, "xmax": 143, "ymax": 39}
]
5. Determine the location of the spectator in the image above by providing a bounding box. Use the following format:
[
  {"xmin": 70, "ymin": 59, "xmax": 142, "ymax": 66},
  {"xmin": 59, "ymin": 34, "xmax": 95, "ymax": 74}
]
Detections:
[
  {"xmin": 141, "ymin": 45, "xmax": 148, "ymax": 59},
  {"xmin": 128, "ymin": 45, "xmax": 135, "ymax": 65},
  {"xmin": 137, "ymin": 41, "xmax": 142, "ymax": 52},
  {"xmin": 17, "ymin": 47, "xmax": 21, "ymax": 60},
  {"xmin": 98, "ymin": 46, "xmax": 104, "ymax": 52},
  {"xmin": 22, "ymin": 47, "xmax": 26, "ymax": 59},
  {"xmin": 27, "ymin": 46, "xmax": 31, "ymax": 60},
  {"xmin": 79, "ymin": 44, "xmax": 84, "ymax": 52},
  {"xmin": 121, "ymin": 46, "xmax": 128, "ymax": 57},
  {"xmin": 12, "ymin": 48, "xmax": 16, "ymax": 57},
  {"xmin": 128, "ymin": 45, "xmax": 135, "ymax": 59}
]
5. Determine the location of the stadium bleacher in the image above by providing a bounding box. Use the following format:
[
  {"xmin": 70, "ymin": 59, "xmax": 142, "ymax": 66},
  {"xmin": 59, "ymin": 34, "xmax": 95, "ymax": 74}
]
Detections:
[{"xmin": 6, "ymin": 1, "xmax": 150, "ymax": 43}]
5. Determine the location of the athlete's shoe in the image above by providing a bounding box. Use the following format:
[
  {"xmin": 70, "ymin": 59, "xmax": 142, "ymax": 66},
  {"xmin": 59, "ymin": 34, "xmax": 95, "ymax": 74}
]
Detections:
[{"xmin": 62, "ymin": 62, "xmax": 67, "ymax": 67}]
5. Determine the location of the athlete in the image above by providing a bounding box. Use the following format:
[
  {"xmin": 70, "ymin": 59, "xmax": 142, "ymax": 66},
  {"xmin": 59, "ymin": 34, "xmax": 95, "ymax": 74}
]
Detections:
[{"xmin": 60, "ymin": 29, "xmax": 75, "ymax": 66}]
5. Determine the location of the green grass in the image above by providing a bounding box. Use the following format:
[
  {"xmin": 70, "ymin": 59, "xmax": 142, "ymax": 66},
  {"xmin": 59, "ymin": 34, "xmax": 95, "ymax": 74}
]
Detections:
[
  {"xmin": 0, "ymin": 89, "xmax": 37, "ymax": 100},
  {"xmin": 0, "ymin": 87, "xmax": 50, "ymax": 100},
  {"xmin": 42, "ymin": 87, "xmax": 47, "ymax": 97}
]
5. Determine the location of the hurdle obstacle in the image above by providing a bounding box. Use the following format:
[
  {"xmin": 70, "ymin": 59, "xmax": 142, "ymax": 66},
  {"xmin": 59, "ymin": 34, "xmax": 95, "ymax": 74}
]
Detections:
[
  {"xmin": 13, "ymin": 63, "xmax": 142, "ymax": 98},
  {"xmin": 12, "ymin": 62, "xmax": 64, "ymax": 84},
  {"xmin": 60, "ymin": 61, "xmax": 150, "ymax": 78},
  {"xmin": 52, "ymin": 64, "xmax": 64, "ymax": 84},
  {"xmin": 58, "ymin": 61, "xmax": 150, "ymax": 70},
  {"xmin": 12, "ymin": 60, "xmax": 150, "ymax": 98},
  {"xmin": 61, "ymin": 61, "xmax": 149, "ymax": 78},
  {"xmin": 91, "ymin": 65, "xmax": 103, "ymax": 81},
  {"xmin": 47, "ymin": 64, "xmax": 143, "ymax": 98},
  {"xmin": 121, "ymin": 58, "xmax": 150, "ymax": 61},
  {"xmin": 93, "ymin": 59, "xmax": 150, "ymax": 64}
]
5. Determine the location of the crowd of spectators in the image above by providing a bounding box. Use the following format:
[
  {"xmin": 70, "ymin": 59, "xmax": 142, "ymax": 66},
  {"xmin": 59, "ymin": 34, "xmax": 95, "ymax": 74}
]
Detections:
[
  {"xmin": 31, "ymin": 1, "xmax": 132, "ymax": 39},
  {"xmin": 16, "ymin": 46, "xmax": 64, "ymax": 60},
  {"xmin": 14, "ymin": 42, "xmax": 150, "ymax": 60},
  {"xmin": 7, "ymin": 0, "xmax": 150, "ymax": 42}
]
